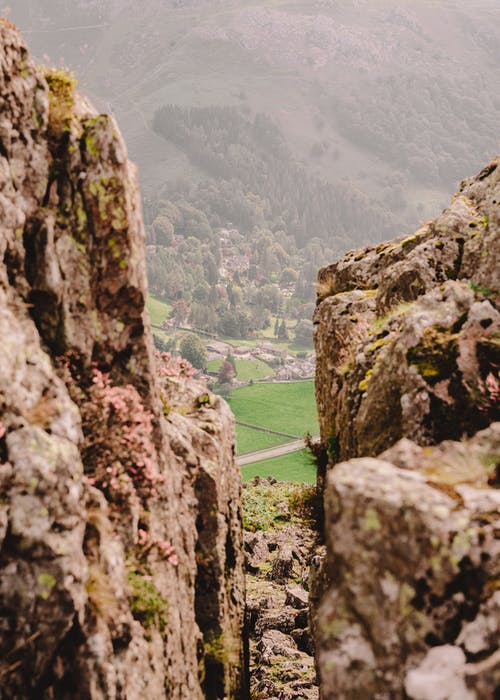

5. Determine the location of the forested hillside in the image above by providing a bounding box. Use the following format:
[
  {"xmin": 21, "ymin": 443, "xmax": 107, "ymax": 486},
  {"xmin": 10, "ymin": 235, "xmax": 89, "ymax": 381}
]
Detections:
[
  {"xmin": 11, "ymin": 0, "xmax": 500, "ymax": 251},
  {"xmin": 151, "ymin": 105, "xmax": 397, "ymax": 251}
]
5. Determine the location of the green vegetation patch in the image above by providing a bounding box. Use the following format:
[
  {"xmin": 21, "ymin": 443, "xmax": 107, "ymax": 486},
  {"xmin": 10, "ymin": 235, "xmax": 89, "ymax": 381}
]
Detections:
[
  {"xmin": 236, "ymin": 424, "xmax": 289, "ymax": 455},
  {"xmin": 127, "ymin": 568, "xmax": 168, "ymax": 632},
  {"xmin": 146, "ymin": 293, "xmax": 172, "ymax": 327},
  {"xmin": 242, "ymin": 477, "xmax": 319, "ymax": 531},
  {"xmin": 242, "ymin": 480, "xmax": 296, "ymax": 531},
  {"xmin": 233, "ymin": 358, "xmax": 273, "ymax": 382},
  {"xmin": 207, "ymin": 358, "xmax": 223, "ymax": 373},
  {"xmin": 407, "ymin": 326, "xmax": 458, "ymax": 384},
  {"xmin": 241, "ymin": 449, "xmax": 316, "ymax": 484},
  {"xmin": 228, "ymin": 381, "xmax": 318, "ymax": 436},
  {"xmin": 44, "ymin": 67, "xmax": 76, "ymax": 139},
  {"xmin": 208, "ymin": 357, "xmax": 272, "ymax": 382}
]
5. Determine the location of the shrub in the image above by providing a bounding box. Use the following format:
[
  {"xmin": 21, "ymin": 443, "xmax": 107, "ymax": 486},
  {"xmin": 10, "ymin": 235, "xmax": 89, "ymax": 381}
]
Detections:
[
  {"xmin": 242, "ymin": 480, "xmax": 295, "ymax": 532},
  {"xmin": 288, "ymin": 484, "xmax": 322, "ymax": 528},
  {"xmin": 179, "ymin": 333, "xmax": 207, "ymax": 370},
  {"xmin": 156, "ymin": 351, "xmax": 195, "ymax": 379}
]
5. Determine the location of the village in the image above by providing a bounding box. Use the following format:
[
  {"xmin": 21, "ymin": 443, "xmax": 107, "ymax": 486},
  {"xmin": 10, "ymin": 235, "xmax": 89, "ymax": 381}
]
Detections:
[
  {"xmin": 203, "ymin": 339, "xmax": 316, "ymax": 386},
  {"xmin": 148, "ymin": 224, "xmax": 316, "ymax": 388}
]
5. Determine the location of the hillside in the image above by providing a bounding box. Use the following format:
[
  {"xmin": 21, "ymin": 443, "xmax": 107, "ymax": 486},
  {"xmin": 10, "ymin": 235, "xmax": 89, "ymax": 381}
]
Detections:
[{"xmin": 10, "ymin": 0, "xmax": 500, "ymax": 252}]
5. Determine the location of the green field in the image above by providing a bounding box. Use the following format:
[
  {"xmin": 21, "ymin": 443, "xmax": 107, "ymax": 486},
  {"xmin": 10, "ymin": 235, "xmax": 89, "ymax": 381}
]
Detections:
[
  {"xmin": 208, "ymin": 358, "xmax": 273, "ymax": 382},
  {"xmin": 146, "ymin": 294, "xmax": 172, "ymax": 326},
  {"xmin": 260, "ymin": 316, "xmax": 295, "ymax": 340},
  {"xmin": 236, "ymin": 424, "xmax": 289, "ymax": 455},
  {"xmin": 241, "ymin": 449, "xmax": 316, "ymax": 484},
  {"xmin": 227, "ymin": 381, "xmax": 318, "ymax": 437}
]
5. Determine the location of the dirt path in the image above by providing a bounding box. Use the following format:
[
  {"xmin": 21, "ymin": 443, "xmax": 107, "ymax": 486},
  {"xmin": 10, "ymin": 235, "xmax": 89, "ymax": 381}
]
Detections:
[{"xmin": 237, "ymin": 436, "xmax": 319, "ymax": 466}]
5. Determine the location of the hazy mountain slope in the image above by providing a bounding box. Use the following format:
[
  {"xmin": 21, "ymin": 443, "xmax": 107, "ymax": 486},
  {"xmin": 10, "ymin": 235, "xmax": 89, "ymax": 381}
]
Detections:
[{"xmin": 11, "ymin": 0, "xmax": 500, "ymax": 247}]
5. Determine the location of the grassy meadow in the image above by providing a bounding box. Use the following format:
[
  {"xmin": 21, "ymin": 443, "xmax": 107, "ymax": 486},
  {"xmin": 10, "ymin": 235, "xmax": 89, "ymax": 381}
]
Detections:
[
  {"xmin": 235, "ymin": 424, "xmax": 289, "ymax": 455},
  {"xmin": 241, "ymin": 449, "xmax": 316, "ymax": 484},
  {"xmin": 208, "ymin": 358, "xmax": 273, "ymax": 382},
  {"xmin": 146, "ymin": 293, "xmax": 172, "ymax": 327},
  {"xmin": 227, "ymin": 380, "xmax": 318, "ymax": 437}
]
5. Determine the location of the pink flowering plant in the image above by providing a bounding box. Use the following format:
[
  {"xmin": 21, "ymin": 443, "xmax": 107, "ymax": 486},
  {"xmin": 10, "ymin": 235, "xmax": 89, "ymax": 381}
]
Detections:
[
  {"xmin": 81, "ymin": 368, "xmax": 163, "ymax": 508},
  {"xmin": 156, "ymin": 351, "xmax": 195, "ymax": 379},
  {"xmin": 137, "ymin": 527, "xmax": 178, "ymax": 566}
]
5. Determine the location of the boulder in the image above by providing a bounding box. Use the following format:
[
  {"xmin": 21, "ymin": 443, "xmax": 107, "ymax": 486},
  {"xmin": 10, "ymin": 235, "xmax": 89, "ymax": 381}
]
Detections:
[
  {"xmin": 314, "ymin": 428, "xmax": 500, "ymax": 699},
  {"xmin": 314, "ymin": 157, "xmax": 500, "ymax": 462}
]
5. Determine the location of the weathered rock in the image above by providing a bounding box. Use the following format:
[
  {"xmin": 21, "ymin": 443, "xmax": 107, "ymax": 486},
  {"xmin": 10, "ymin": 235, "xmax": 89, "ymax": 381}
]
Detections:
[
  {"xmin": 285, "ymin": 585, "xmax": 309, "ymax": 609},
  {"xmin": 313, "ymin": 158, "xmax": 499, "ymax": 699},
  {"xmin": 243, "ymin": 479, "xmax": 319, "ymax": 699},
  {"xmin": 316, "ymin": 159, "xmax": 499, "ymax": 312},
  {"xmin": 404, "ymin": 646, "xmax": 474, "ymax": 700},
  {"xmin": 316, "ymin": 279, "xmax": 500, "ymax": 461},
  {"xmin": 314, "ymin": 157, "xmax": 500, "ymax": 462},
  {"xmin": 270, "ymin": 543, "xmax": 296, "ymax": 582},
  {"xmin": 314, "ymin": 427, "xmax": 500, "ymax": 699},
  {"xmin": 0, "ymin": 23, "xmax": 245, "ymax": 699},
  {"xmin": 245, "ymin": 530, "xmax": 271, "ymax": 571}
]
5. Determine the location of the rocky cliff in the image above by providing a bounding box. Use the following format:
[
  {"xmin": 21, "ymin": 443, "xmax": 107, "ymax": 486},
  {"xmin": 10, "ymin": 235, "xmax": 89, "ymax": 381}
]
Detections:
[
  {"xmin": 0, "ymin": 23, "xmax": 246, "ymax": 699},
  {"xmin": 313, "ymin": 158, "xmax": 499, "ymax": 697}
]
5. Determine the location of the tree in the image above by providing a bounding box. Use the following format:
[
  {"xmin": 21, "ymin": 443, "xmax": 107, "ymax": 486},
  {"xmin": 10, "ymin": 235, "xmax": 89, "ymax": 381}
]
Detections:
[
  {"xmin": 295, "ymin": 319, "xmax": 313, "ymax": 344},
  {"xmin": 153, "ymin": 334, "xmax": 168, "ymax": 353},
  {"xmin": 280, "ymin": 267, "xmax": 299, "ymax": 285},
  {"xmin": 179, "ymin": 333, "xmax": 207, "ymax": 370},
  {"xmin": 171, "ymin": 299, "xmax": 190, "ymax": 325},
  {"xmin": 216, "ymin": 382, "xmax": 233, "ymax": 399},
  {"xmin": 278, "ymin": 319, "xmax": 289, "ymax": 340},
  {"xmin": 153, "ymin": 215, "xmax": 174, "ymax": 246},
  {"xmin": 193, "ymin": 280, "xmax": 210, "ymax": 303},
  {"xmin": 218, "ymin": 360, "xmax": 236, "ymax": 384},
  {"xmin": 274, "ymin": 318, "xmax": 280, "ymax": 337}
]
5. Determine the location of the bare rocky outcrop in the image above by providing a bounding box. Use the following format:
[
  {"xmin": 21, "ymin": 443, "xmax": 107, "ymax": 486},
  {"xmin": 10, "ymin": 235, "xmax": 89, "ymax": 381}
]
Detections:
[
  {"xmin": 313, "ymin": 159, "xmax": 499, "ymax": 698},
  {"xmin": 0, "ymin": 23, "xmax": 246, "ymax": 699},
  {"xmin": 315, "ymin": 157, "xmax": 499, "ymax": 460}
]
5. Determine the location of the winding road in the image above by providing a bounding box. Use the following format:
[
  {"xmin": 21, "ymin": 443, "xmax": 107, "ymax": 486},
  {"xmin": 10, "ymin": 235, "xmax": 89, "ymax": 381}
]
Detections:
[{"xmin": 237, "ymin": 435, "xmax": 319, "ymax": 466}]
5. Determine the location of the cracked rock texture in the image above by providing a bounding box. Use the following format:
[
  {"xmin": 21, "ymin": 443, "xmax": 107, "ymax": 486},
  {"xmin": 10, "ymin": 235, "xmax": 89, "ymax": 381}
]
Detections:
[
  {"xmin": 0, "ymin": 23, "xmax": 245, "ymax": 699},
  {"xmin": 313, "ymin": 159, "xmax": 500, "ymax": 698}
]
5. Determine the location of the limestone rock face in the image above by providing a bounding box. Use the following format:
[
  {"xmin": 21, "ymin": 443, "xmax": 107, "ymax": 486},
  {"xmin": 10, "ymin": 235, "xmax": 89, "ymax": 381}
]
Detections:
[
  {"xmin": 313, "ymin": 159, "xmax": 499, "ymax": 698},
  {"xmin": 0, "ymin": 23, "xmax": 245, "ymax": 699},
  {"xmin": 314, "ymin": 157, "xmax": 499, "ymax": 461}
]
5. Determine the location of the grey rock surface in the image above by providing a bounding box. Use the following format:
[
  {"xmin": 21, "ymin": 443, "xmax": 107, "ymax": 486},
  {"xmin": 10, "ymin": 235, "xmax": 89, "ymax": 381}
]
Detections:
[
  {"xmin": 313, "ymin": 158, "xmax": 499, "ymax": 699},
  {"xmin": 314, "ymin": 157, "xmax": 499, "ymax": 461},
  {"xmin": 0, "ymin": 23, "xmax": 245, "ymax": 699}
]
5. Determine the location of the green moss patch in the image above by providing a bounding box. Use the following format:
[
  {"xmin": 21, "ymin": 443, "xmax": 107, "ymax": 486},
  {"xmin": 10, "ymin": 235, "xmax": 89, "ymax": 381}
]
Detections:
[
  {"xmin": 44, "ymin": 67, "xmax": 76, "ymax": 139},
  {"xmin": 127, "ymin": 568, "xmax": 168, "ymax": 631},
  {"xmin": 407, "ymin": 326, "xmax": 458, "ymax": 385}
]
